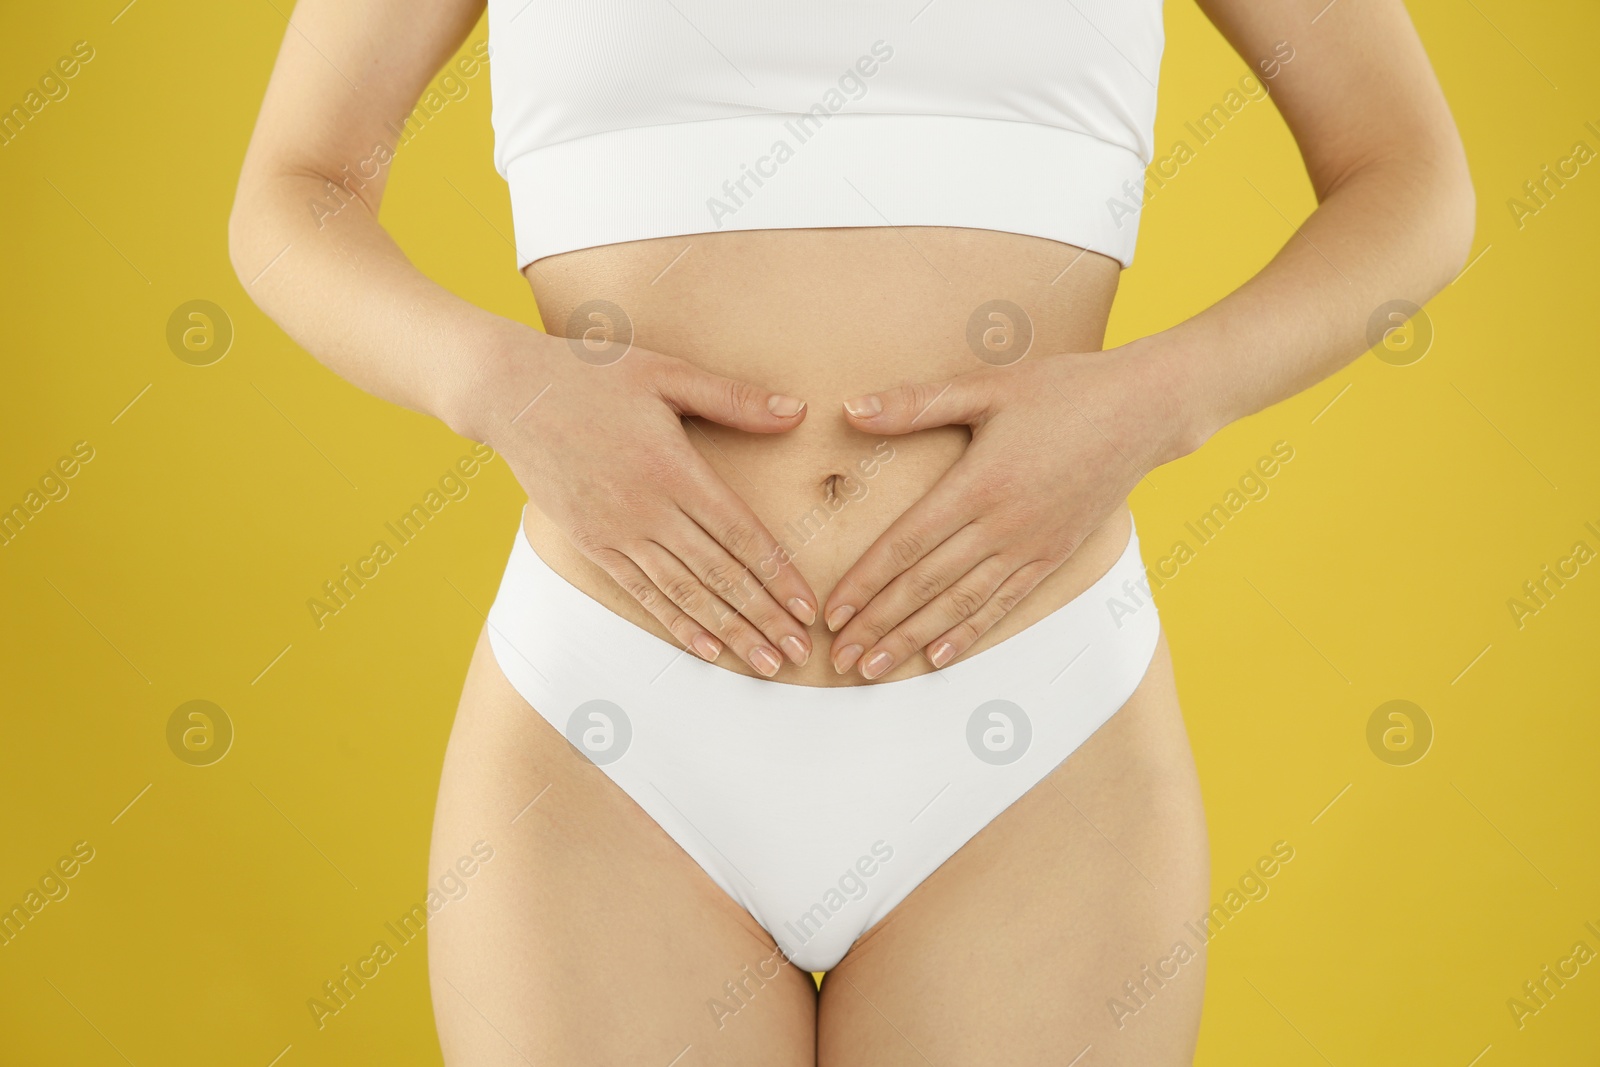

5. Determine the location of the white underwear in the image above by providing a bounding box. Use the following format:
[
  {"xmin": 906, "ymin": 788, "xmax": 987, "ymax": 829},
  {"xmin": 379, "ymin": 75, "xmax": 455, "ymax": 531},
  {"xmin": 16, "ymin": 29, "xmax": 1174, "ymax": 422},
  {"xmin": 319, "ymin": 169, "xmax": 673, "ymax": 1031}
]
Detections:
[{"xmin": 485, "ymin": 508, "xmax": 1162, "ymax": 972}]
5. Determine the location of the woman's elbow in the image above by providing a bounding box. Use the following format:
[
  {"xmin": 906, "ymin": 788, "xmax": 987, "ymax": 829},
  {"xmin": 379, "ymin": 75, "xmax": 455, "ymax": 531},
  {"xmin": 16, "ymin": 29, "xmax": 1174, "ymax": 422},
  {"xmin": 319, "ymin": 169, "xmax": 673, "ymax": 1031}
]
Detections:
[
  {"xmin": 226, "ymin": 180, "xmax": 266, "ymax": 296},
  {"xmin": 1437, "ymin": 159, "xmax": 1478, "ymax": 281},
  {"xmin": 1391, "ymin": 146, "xmax": 1477, "ymax": 291},
  {"xmin": 1421, "ymin": 118, "xmax": 1478, "ymax": 282}
]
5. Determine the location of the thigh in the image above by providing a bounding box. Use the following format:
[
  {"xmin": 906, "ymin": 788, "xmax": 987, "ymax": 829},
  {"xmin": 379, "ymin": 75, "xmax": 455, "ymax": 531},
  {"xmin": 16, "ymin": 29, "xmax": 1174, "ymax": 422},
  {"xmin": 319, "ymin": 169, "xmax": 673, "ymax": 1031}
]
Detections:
[
  {"xmin": 818, "ymin": 633, "xmax": 1209, "ymax": 1067},
  {"xmin": 427, "ymin": 628, "xmax": 817, "ymax": 1066}
]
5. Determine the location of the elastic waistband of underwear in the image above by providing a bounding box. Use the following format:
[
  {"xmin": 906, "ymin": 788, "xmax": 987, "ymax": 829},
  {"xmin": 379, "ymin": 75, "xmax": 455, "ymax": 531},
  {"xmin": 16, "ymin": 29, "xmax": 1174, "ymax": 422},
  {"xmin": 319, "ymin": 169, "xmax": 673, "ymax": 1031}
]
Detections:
[{"xmin": 487, "ymin": 507, "xmax": 1159, "ymax": 714}]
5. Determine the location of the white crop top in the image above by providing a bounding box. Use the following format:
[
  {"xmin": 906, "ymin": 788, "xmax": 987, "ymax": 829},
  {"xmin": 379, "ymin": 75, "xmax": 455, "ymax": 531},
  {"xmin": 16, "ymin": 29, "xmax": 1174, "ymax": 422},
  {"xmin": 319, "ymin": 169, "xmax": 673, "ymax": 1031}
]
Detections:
[{"xmin": 486, "ymin": 0, "xmax": 1164, "ymax": 269}]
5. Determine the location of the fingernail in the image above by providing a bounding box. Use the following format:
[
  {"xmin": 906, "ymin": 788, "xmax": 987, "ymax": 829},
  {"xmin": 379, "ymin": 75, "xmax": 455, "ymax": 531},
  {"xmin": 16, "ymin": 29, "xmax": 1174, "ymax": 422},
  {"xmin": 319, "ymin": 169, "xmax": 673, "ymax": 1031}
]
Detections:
[
  {"xmin": 750, "ymin": 646, "xmax": 781, "ymax": 677},
  {"xmin": 787, "ymin": 597, "xmax": 816, "ymax": 625},
  {"xmin": 929, "ymin": 642, "xmax": 955, "ymax": 668},
  {"xmin": 833, "ymin": 644, "xmax": 863, "ymax": 675},
  {"xmin": 843, "ymin": 394, "xmax": 882, "ymax": 418},
  {"xmin": 780, "ymin": 635, "xmax": 809, "ymax": 666},
  {"xmin": 860, "ymin": 650, "xmax": 893, "ymax": 680},
  {"xmin": 826, "ymin": 604, "xmax": 855, "ymax": 632},
  {"xmin": 768, "ymin": 394, "xmax": 806, "ymax": 418},
  {"xmin": 692, "ymin": 634, "xmax": 722, "ymax": 662}
]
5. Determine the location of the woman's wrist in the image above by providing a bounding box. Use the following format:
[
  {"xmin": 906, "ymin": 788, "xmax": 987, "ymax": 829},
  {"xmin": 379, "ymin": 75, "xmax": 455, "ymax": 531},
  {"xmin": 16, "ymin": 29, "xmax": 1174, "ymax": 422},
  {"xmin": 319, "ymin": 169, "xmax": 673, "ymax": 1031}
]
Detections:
[
  {"xmin": 1106, "ymin": 331, "xmax": 1226, "ymax": 469},
  {"xmin": 439, "ymin": 318, "xmax": 557, "ymax": 450}
]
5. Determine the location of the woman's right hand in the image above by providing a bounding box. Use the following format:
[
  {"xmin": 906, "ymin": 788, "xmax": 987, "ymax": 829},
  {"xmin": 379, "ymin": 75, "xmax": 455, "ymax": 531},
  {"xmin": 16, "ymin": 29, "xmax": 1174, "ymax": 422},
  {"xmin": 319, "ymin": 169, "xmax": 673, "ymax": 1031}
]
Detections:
[{"xmin": 475, "ymin": 327, "xmax": 817, "ymax": 677}]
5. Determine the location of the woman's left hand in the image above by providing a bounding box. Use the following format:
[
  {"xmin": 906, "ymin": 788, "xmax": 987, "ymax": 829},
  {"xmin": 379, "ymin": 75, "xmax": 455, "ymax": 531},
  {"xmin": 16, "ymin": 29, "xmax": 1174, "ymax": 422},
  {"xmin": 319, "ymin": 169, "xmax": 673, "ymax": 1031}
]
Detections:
[{"xmin": 823, "ymin": 344, "xmax": 1196, "ymax": 679}]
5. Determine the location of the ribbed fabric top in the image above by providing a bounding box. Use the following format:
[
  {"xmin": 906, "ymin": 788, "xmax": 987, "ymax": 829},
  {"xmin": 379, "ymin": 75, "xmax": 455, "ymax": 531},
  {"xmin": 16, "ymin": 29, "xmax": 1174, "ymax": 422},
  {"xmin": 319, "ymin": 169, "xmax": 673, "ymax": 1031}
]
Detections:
[{"xmin": 487, "ymin": 0, "xmax": 1165, "ymax": 268}]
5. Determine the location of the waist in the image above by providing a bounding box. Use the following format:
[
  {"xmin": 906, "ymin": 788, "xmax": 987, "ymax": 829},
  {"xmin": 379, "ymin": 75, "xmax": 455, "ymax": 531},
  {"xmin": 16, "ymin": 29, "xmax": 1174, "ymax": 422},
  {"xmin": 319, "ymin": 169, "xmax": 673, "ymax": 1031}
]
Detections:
[{"xmin": 519, "ymin": 225, "xmax": 1132, "ymax": 686}]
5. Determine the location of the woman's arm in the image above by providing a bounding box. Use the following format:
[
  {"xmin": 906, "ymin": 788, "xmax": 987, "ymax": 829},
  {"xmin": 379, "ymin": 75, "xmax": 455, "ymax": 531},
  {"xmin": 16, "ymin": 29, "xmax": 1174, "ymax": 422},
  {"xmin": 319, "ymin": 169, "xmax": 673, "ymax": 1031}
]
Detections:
[
  {"xmin": 227, "ymin": 0, "xmax": 502, "ymax": 431},
  {"xmin": 822, "ymin": 0, "xmax": 1475, "ymax": 678},
  {"xmin": 230, "ymin": 0, "xmax": 819, "ymax": 675},
  {"xmin": 1146, "ymin": 0, "xmax": 1476, "ymax": 441}
]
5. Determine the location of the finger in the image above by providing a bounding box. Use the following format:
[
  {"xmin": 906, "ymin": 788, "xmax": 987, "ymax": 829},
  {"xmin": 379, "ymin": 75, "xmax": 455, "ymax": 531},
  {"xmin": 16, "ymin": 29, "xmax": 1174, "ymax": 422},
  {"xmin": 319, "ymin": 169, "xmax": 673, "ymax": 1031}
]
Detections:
[
  {"xmin": 664, "ymin": 511, "xmax": 811, "ymax": 666},
  {"xmin": 628, "ymin": 540, "xmax": 786, "ymax": 678},
  {"xmin": 677, "ymin": 477, "xmax": 819, "ymax": 628},
  {"xmin": 588, "ymin": 546, "xmax": 725, "ymax": 663},
  {"xmin": 849, "ymin": 553, "xmax": 1015, "ymax": 680},
  {"xmin": 654, "ymin": 360, "xmax": 808, "ymax": 434},
  {"xmin": 829, "ymin": 527, "xmax": 995, "ymax": 675},
  {"xmin": 822, "ymin": 467, "xmax": 979, "ymax": 634},
  {"xmin": 841, "ymin": 372, "xmax": 995, "ymax": 435},
  {"xmin": 926, "ymin": 560, "xmax": 1058, "ymax": 667}
]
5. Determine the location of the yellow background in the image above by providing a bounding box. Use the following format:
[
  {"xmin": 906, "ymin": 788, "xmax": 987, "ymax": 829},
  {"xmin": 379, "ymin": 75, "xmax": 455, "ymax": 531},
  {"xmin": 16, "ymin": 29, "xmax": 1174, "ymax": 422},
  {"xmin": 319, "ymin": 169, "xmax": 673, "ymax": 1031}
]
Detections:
[{"xmin": 2, "ymin": 1, "xmax": 1597, "ymax": 1063}]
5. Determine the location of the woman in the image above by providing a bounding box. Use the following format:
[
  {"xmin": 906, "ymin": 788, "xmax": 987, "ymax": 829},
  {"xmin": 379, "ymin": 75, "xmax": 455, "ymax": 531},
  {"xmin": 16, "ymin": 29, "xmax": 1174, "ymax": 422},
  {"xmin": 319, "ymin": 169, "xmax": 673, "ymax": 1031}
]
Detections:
[{"xmin": 230, "ymin": 0, "xmax": 1473, "ymax": 1062}]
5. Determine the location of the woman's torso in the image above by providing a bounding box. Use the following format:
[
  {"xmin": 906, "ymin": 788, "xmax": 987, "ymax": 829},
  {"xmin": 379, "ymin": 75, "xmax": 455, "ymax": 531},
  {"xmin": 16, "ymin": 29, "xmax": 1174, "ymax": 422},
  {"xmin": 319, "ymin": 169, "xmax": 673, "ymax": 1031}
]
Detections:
[{"xmin": 519, "ymin": 225, "xmax": 1131, "ymax": 687}]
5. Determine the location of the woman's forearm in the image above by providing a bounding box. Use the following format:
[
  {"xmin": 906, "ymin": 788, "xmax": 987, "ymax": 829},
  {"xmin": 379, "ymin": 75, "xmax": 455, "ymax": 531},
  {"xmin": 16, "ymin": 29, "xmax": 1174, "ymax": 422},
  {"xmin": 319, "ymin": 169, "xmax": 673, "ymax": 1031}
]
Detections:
[
  {"xmin": 228, "ymin": 157, "xmax": 827, "ymax": 670},
  {"xmin": 1134, "ymin": 152, "xmax": 1477, "ymax": 462},
  {"xmin": 227, "ymin": 169, "xmax": 541, "ymax": 445}
]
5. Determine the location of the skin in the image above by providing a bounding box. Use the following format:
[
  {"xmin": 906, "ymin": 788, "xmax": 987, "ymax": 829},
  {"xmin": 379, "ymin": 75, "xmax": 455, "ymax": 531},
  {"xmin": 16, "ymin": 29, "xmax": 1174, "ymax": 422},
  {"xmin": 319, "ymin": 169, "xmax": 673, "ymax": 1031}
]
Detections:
[
  {"xmin": 230, "ymin": 0, "xmax": 1473, "ymax": 1062},
  {"xmin": 516, "ymin": 224, "xmax": 1135, "ymax": 690},
  {"xmin": 429, "ymin": 627, "xmax": 1206, "ymax": 1064}
]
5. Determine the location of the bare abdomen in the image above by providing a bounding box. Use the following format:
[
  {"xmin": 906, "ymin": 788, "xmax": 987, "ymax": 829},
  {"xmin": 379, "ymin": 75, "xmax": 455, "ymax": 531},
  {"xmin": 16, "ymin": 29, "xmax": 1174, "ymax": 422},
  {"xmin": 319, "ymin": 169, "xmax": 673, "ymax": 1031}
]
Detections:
[{"xmin": 518, "ymin": 225, "xmax": 1134, "ymax": 686}]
